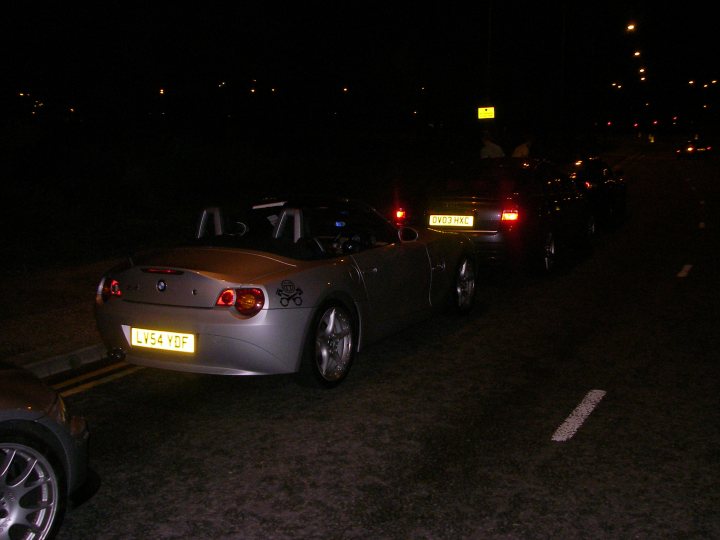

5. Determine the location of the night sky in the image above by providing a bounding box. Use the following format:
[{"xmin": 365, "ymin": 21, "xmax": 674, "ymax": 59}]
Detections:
[
  {"xmin": 3, "ymin": 2, "xmax": 717, "ymax": 130},
  {"xmin": 2, "ymin": 2, "xmax": 717, "ymax": 271}
]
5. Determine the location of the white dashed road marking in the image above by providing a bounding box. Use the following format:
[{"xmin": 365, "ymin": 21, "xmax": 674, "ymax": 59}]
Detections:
[
  {"xmin": 677, "ymin": 264, "xmax": 693, "ymax": 278},
  {"xmin": 552, "ymin": 390, "xmax": 606, "ymax": 442}
]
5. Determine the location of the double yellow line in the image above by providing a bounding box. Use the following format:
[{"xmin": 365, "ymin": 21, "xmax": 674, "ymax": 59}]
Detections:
[{"xmin": 52, "ymin": 362, "xmax": 144, "ymax": 397}]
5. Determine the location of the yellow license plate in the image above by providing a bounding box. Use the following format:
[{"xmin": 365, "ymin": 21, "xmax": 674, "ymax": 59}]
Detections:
[
  {"xmin": 131, "ymin": 327, "xmax": 195, "ymax": 353},
  {"xmin": 429, "ymin": 214, "xmax": 474, "ymax": 227}
]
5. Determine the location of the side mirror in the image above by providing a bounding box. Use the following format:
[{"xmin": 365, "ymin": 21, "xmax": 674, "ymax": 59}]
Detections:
[{"xmin": 398, "ymin": 227, "xmax": 419, "ymax": 242}]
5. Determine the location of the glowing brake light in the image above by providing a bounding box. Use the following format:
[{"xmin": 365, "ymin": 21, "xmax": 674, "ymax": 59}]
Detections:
[
  {"xmin": 500, "ymin": 205, "xmax": 520, "ymax": 232},
  {"xmin": 142, "ymin": 267, "xmax": 184, "ymax": 275},
  {"xmin": 395, "ymin": 208, "xmax": 406, "ymax": 221},
  {"xmin": 216, "ymin": 287, "xmax": 265, "ymax": 316},
  {"xmin": 98, "ymin": 278, "xmax": 122, "ymax": 303}
]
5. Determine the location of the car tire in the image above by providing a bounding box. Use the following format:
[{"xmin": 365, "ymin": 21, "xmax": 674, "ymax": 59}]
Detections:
[
  {"xmin": 587, "ymin": 214, "xmax": 597, "ymax": 240},
  {"xmin": 542, "ymin": 231, "xmax": 557, "ymax": 273},
  {"xmin": 299, "ymin": 302, "xmax": 356, "ymax": 389},
  {"xmin": 452, "ymin": 256, "xmax": 477, "ymax": 314},
  {"xmin": 583, "ymin": 214, "xmax": 597, "ymax": 252},
  {"xmin": 0, "ymin": 434, "xmax": 66, "ymax": 540}
]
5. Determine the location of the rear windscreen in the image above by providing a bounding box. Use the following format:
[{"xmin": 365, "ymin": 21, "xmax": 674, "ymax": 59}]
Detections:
[{"xmin": 441, "ymin": 163, "xmax": 532, "ymax": 195}]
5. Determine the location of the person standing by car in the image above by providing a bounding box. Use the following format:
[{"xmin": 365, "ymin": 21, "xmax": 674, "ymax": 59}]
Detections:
[
  {"xmin": 512, "ymin": 135, "xmax": 533, "ymax": 157},
  {"xmin": 481, "ymin": 131, "xmax": 505, "ymax": 158}
]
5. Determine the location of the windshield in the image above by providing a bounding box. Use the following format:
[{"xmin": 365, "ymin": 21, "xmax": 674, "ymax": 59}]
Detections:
[{"xmin": 193, "ymin": 200, "xmax": 399, "ymax": 260}]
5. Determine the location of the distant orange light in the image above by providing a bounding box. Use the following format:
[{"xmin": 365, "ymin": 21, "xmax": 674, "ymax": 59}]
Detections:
[{"xmin": 159, "ymin": 88, "xmax": 165, "ymax": 95}]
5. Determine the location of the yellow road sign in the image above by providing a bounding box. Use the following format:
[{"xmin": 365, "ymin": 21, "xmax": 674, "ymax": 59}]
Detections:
[{"xmin": 477, "ymin": 106, "xmax": 495, "ymax": 119}]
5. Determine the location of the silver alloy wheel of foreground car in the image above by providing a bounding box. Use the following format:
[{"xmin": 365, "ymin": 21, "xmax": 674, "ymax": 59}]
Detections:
[
  {"xmin": 307, "ymin": 304, "xmax": 355, "ymax": 387},
  {"xmin": 1, "ymin": 441, "xmax": 62, "ymax": 540},
  {"xmin": 454, "ymin": 258, "xmax": 476, "ymax": 313}
]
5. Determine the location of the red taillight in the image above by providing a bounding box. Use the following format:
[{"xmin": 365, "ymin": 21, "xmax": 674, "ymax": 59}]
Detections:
[
  {"xmin": 99, "ymin": 278, "xmax": 122, "ymax": 303},
  {"xmin": 216, "ymin": 289, "xmax": 236, "ymax": 306},
  {"xmin": 501, "ymin": 205, "xmax": 520, "ymax": 232},
  {"xmin": 216, "ymin": 287, "xmax": 265, "ymax": 316}
]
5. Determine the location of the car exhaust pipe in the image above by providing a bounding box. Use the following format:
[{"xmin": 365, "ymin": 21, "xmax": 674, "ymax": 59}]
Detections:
[{"xmin": 108, "ymin": 347, "xmax": 126, "ymax": 361}]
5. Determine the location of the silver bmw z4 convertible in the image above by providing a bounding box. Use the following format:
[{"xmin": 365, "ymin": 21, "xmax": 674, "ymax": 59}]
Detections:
[{"xmin": 95, "ymin": 196, "xmax": 477, "ymax": 388}]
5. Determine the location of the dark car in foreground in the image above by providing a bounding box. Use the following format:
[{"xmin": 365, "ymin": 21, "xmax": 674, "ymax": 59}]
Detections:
[
  {"xmin": 568, "ymin": 156, "xmax": 627, "ymax": 228},
  {"xmin": 423, "ymin": 157, "xmax": 594, "ymax": 272},
  {"xmin": 95, "ymin": 196, "xmax": 477, "ymax": 388},
  {"xmin": 1, "ymin": 362, "xmax": 89, "ymax": 540}
]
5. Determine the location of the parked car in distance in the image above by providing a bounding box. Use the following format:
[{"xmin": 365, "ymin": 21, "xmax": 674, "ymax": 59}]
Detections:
[
  {"xmin": 95, "ymin": 196, "xmax": 477, "ymax": 388},
  {"xmin": 1, "ymin": 361, "xmax": 90, "ymax": 540},
  {"xmin": 423, "ymin": 157, "xmax": 594, "ymax": 273},
  {"xmin": 675, "ymin": 137, "xmax": 713, "ymax": 158},
  {"xmin": 567, "ymin": 156, "xmax": 627, "ymax": 228}
]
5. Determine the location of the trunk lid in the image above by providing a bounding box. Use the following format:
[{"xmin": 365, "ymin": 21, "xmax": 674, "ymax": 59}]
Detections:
[
  {"xmin": 117, "ymin": 247, "xmax": 297, "ymax": 308},
  {"xmin": 426, "ymin": 195, "xmax": 504, "ymax": 233}
]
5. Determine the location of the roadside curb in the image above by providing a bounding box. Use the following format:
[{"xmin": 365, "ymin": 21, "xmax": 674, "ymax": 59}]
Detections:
[{"xmin": 24, "ymin": 344, "xmax": 107, "ymax": 380}]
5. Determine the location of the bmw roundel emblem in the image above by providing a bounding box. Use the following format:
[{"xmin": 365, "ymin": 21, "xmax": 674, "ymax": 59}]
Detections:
[{"xmin": 157, "ymin": 280, "xmax": 167, "ymax": 292}]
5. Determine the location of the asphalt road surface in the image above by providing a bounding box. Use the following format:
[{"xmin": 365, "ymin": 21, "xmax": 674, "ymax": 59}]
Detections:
[{"xmin": 54, "ymin": 143, "xmax": 719, "ymax": 539}]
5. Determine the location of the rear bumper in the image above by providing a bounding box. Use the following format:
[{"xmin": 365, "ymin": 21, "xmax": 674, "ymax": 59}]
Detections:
[
  {"xmin": 447, "ymin": 230, "xmax": 527, "ymax": 265},
  {"xmin": 96, "ymin": 301, "xmax": 314, "ymax": 376}
]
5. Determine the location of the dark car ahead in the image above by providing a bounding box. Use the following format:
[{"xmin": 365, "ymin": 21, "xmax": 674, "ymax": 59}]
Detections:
[
  {"xmin": 424, "ymin": 157, "xmax": 594, "ymax": 272},
  {"xmin": 675, "ymin": 137, "xmax": 713, "ymax": 159},
  {"xmin": 1, "ymin": 362, "xmax": 90, "ymax": 540},
  {"xmin": 568, "ymin": 156, "xmax": 627, "ymax": 228}
]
